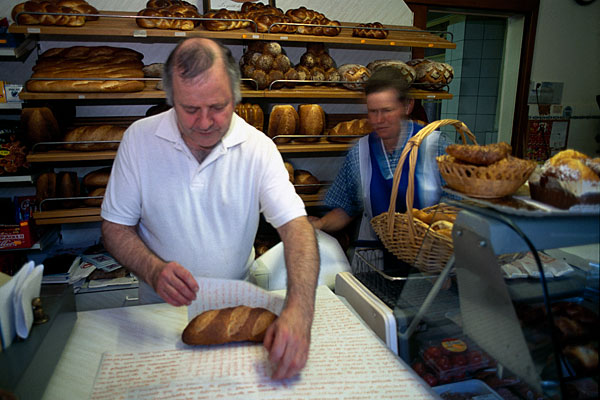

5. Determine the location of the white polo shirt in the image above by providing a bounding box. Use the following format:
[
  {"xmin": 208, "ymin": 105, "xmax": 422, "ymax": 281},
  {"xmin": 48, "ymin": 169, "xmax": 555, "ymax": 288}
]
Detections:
[{"xmin": 101, "ymin": 109, "xmax": 306, "ymax": 290}]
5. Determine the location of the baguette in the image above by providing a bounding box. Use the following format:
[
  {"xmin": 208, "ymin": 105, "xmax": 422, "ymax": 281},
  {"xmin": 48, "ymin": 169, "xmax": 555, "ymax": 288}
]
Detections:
[
  {"xmin": 182, "ymin": 306, "xmax": 277, "ymax": 345},
  {"xmin": 63, "ymin": 125, "xmax": 126, "ymax": 151}
]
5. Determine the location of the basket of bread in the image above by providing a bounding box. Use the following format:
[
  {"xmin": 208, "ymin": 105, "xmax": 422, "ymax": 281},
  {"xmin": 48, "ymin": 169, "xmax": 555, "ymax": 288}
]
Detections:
[
  {"xmin": 371, "ymin": 119, "xmax": 471, "ymax": 274},
  {"xmin": 437, "ymin": 132, "xmax": 536, "ymax": 199}
]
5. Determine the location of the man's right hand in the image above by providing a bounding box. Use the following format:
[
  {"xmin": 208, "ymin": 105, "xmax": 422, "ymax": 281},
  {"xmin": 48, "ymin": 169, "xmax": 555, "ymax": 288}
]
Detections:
[{"xmin": 152, "ymin": 261, "xmax": 199, "ymax": 306}]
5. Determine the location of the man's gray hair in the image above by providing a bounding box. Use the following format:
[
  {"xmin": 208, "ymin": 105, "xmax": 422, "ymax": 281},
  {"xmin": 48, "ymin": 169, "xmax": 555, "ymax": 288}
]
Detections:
[{"xmin": 163, "ymin": 39, "xmax": 242, "ymax": 106}]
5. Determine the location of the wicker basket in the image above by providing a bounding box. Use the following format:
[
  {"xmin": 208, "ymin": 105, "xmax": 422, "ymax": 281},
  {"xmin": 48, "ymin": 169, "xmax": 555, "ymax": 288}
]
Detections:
[
  {"xmin": 371, "ymin": 119, "xmax": 474, "ymax": 274},
  {"xmin": 437, "ymin": 155, "xmax": 537, "ymax": 198}
]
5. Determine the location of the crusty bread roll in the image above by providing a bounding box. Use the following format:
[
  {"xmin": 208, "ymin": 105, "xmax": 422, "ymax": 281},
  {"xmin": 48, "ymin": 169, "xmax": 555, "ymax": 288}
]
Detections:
[
  {"xmin": 63, "ymin": 125, "xmax": 126, "ymax": 151},
  {"xmin": 83, "ymin": 167, "xmax": 111, "ymax": 188},
  {"xmin": 182, "ymin": 306, "xmax": 277, "ymax": 345},
  {"xmin": 294, "ymin": 169, "xmax": 320, "ymax": 194},
  {"xmin": 326, "ymin": 118, "xmax": 372, "ymax": 143},
  {"xmin": 267, "ymin": 105, "xmax": 298, "ymax": 144},
  {"xmin": 297, "ymin": 104, "xmax": 325, "ymax": 143},
  {"xmin": 84, "ymin": 187, "xmax": 105, "ymax": 207}
]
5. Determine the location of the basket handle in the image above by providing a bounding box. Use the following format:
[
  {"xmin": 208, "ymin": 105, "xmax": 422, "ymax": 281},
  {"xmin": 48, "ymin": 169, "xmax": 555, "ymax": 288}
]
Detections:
[{"xmin": 386, "ymin": 119, "xmax": 477, "ymax": 241}]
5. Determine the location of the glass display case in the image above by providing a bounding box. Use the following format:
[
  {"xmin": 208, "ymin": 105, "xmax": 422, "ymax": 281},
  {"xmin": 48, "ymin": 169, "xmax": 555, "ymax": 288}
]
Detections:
[{"xmin": 344, "ymin": 191, "xmax": 599, "ymax": 399}]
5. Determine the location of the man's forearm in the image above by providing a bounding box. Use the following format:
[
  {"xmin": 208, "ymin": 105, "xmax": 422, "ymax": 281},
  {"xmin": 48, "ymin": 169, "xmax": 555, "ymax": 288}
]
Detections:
[
  {"xmin": 101, "ymin": 220, "xmax": 164, "ymax": 287},
  {"xmin": 278, "ymin": 216, "xmax": 320, "ymax": 313}
]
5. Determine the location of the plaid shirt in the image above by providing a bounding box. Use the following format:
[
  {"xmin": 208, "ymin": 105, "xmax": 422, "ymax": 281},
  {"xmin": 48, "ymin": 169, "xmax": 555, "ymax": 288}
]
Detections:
[{"xmin": 324, "ymin": 128, "xmax": 449, "ymax": 218}]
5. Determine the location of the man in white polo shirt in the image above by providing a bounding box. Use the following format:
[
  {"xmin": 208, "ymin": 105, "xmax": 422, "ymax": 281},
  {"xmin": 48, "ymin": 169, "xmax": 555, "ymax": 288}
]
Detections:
[{"xmin": 101, "ymin": 38, "xmax": 319, "ymax": 380}]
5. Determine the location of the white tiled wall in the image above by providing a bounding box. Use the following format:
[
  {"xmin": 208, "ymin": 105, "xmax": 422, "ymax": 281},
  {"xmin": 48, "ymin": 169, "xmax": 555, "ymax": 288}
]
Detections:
[{"xmin": 441, "ymin": 15, "xmax": 506, "ymax": 145}]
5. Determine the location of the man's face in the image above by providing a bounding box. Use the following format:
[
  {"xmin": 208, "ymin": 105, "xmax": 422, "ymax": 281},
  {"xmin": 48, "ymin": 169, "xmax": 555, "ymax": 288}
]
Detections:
[
  {"xmin": 172, "ymin": 62, "xmax": 235, "ymax": 152},
  {"xmin": 366, "ymin": 88, "xmax": 409, "ymax": 141}
]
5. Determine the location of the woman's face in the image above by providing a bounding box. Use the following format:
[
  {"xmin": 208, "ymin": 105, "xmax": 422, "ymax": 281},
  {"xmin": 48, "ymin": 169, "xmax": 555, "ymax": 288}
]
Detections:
[{"xmin": 366, "ymin": 88, "xmax": 411, "ymax": 141}]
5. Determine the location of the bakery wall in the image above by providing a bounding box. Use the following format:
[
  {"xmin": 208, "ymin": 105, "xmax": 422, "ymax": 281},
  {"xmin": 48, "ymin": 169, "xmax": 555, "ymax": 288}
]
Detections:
[{"xmin": 527, "ymin": 0, "xmax": 600, "ymax": 156}]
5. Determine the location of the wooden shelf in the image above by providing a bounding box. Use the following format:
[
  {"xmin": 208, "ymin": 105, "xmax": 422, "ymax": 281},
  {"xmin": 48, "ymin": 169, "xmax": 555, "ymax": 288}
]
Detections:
[
  {"xmin": 8, "ymin": 12, "xmax": 455, "ymax": 50},
  {"xmin": 33, "ymin": 207, "xmax": 102, "ymax": 225},
  {"xmin": 277, "ymin": 138, "xmax": 356, "ymax": 153},
  {"xmin": 27, "ymin": 150, "xmax": 117, "ymax": 163},
  {"xmin": 19, "ymin": 84, "xmax": 451, "ymax": 101}
]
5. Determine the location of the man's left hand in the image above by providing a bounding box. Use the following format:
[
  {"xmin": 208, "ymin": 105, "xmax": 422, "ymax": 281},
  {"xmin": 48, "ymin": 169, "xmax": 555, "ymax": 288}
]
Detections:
[{"xmin": 263, "ymin": 305, "xmax": 312, "ymax": 380}]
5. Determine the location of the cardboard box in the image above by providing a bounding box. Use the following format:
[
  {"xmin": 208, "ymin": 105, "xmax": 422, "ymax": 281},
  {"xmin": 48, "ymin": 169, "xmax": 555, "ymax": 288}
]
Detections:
[{"xmin": 0, "ymin": 221, "xmax": 37, "ymax": 250}]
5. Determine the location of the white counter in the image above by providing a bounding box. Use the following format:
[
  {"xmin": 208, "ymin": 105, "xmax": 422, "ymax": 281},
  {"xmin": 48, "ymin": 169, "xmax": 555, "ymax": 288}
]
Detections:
[{"xmin": 43, "ymin": 286, "xmax": 439, "ymax": 400}]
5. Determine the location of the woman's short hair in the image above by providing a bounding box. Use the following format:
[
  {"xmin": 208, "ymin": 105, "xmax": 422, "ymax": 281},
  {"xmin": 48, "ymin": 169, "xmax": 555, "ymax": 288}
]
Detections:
[
  {"xmin": 163, "ymin": 39, "xmax": 241, "ymax": 106},
  {"xmin": 364, "ymin": 66, "xmax": 410, "ymax": 103}
]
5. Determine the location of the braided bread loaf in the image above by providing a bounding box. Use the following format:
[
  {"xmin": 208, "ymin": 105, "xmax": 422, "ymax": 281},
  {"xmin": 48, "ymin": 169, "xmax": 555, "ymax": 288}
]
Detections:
[
  {"xmin": 182, "ymin": 306, "xmax": 277, "ymax": 345},
  {"xmin": 12, "ymin": 0, "xmax": 98, "ymax": 26},
  {"xmin": 136, "ymin": 0, "xmax": 201, "ymax": 30},
  {"xmin": 285, "ymin": 6, "xmax": 341, "ymax": 36},
  {"xmin": 352, "ymin": 22, "xmax": 389, "ymax": 39},
  {"xmin": 203, "ymin": 8, "xmax": 251, "ymax": 31}
]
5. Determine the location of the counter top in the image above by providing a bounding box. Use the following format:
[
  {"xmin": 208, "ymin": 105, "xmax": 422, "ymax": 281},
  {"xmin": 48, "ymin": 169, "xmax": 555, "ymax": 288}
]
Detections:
[{"xmin": 42, "ymin": 286, "xmax": 438, "ymax": 399}]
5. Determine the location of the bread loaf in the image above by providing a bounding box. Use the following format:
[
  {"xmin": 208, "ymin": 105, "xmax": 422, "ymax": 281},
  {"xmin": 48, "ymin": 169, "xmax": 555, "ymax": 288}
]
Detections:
[
  {"xmin": 352, "ymin": 22, "xmax": 389, "ymax": 39},
  {"xmin": 27, "ymin": 46, "xmax": 146, "ymax": 93},
  {"xmin": 21, "ymin": 107, "xmax": 61, "ymax": 145},
  {"xmin": 297, "ymin": 104, "xmax": 325, "ymax": 143},
  {"xmin": 267, "ymin": 105, "xmax": 298, "ymax": 143},
  {"xmin": 182, "ymin": 306, "xmax": 277, "ymax": 345},
  {"xmin": 12, "ymin": 0, "xmax": 98, "ymax": 26},
  {"xmin": 136, "ymin": 3, "xmax": 201, "ymax": 31},
  {"xmin": 84, "ymin": 187, "xmax": 105, "ymax": 207},
  {"xmin": 366, "ymin": 60, "xmax": 416, "ymax": 85},
  {"xmin": 326, "ymin": 118, "xmax": 372, "ymax": 143},
  {"xmin": 294, "ymin": 169, "xmax": 320, "ymax": 194},
  {"xmin": 338, "ymin": 64, "xmax": 371, "ymax": 90},
  {"xmin": 406, "ymin": 59, "xmax": 454, "ymax": 90},
  {"xmin": 36, "ymin": 172, "xmax": 57, "ymax": 208},
  {"xmin": 83, "ymin": 167, "xmax": 111, "ymax": 188},
  {"xmin": 284, "ymin": 161, "xmax": 295, "ymax": 183},
  {"xmin": 57, "ymin": 171, "xmax": 80, "ymax": 208},
  {"xmin": 235, "ymin": 103, "xmax": 264, "ymax": 131},
  {"xmin": 63, "ymin": 125, "xmax": 126, "ymax": 151}
]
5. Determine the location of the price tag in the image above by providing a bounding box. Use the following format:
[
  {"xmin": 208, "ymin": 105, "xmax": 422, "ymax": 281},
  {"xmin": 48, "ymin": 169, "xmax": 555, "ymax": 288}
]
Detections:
[
  {"xmin": 133, "ymin": 30, "xmax": 148, "ymax": 38},
  {"xmin": 251, "ymin": 34, "xmax": 259, "ymax": 39},
  {"xmin": 27, "ymin": 28, "xmax": 41, "ymax": 33},
  {"xmin": 175, "ymin": 32, "xmax": 186, "ymax": 37},
  {"xmin": 279, "ymin": 36, "xmax": 288, "ymax": 40},
  {"xmin": 78, "ymin": 95, "xmax": 86, "ymax": 99}
]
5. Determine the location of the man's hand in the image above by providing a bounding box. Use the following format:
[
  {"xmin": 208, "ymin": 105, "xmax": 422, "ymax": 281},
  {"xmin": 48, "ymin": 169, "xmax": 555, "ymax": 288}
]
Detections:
[
  {"xmin": 263, "ymin": 305, "xmax": 312, "ymax": 380},
  {"xmin": 151, "ymin": 261, "xmax": 199, "ymax": 306}
]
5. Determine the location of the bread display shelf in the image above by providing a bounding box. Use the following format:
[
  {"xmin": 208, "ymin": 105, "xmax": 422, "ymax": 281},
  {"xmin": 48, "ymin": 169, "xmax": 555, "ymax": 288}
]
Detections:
[
  {"xmin": 8, "ymin": 11, "xmax": 454, "ymax": 50},
  {"xmin": 298, "ymin": 187, "xmax": 327, "ymax": 207},
  {"xmin": 27, "ymin": 150, "xmax": 117, "ymax": 163},
  {"xmin": 19, "ymin": 84, "xmax": 451, "ymax": 101},
  {"xmin": 33, "ymin": 207, "xmax": 102, "ymax": 225}
]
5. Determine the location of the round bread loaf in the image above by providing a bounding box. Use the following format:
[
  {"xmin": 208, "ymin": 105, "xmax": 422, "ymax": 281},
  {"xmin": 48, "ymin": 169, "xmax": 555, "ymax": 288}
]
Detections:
[
  {"xmin": 84, "ymin": 187, "xmax": 105, "ymax": 207},
  {"xmin": 297, "ymin": 104, "xmax": 325, "ymax": 143},
  {"xmin": 338, "ymin": 64, "xmax": 371, "ymax": 90},
  {"xmin": 267, "ymin": 105, "xmax": 298, "ymax": 143},
  {"xmin": 366, "ymin": 60, "xmax": 416, "ymax": 85},
  {"xmin": 83, "ymin": 167, "xmax": 112, "ymax": 188},
  {"xmin": 407, "ymin": 59, "xmax": 454, "ymax": 90},
  {"xmin": 294, "ymin": 169, "xmax": 320, "ymax": 194}
]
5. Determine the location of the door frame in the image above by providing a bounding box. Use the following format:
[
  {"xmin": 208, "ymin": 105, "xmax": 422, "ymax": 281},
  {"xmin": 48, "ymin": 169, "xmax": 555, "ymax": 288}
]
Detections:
[{"xmin": 405, "ymin": 0, "xmax": 540, "ymax": 157}]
